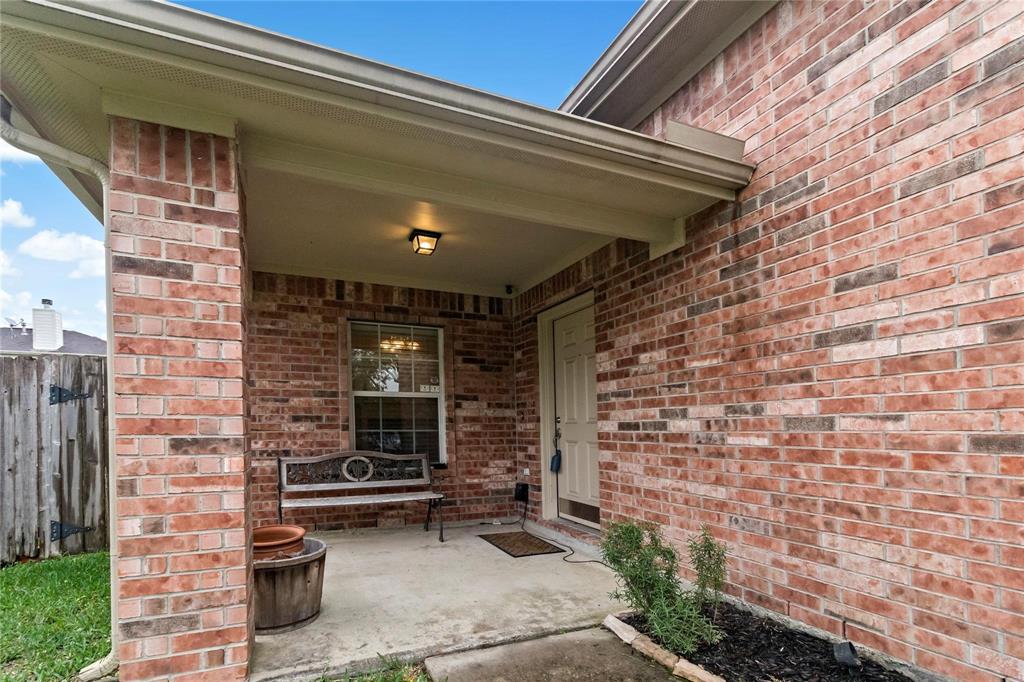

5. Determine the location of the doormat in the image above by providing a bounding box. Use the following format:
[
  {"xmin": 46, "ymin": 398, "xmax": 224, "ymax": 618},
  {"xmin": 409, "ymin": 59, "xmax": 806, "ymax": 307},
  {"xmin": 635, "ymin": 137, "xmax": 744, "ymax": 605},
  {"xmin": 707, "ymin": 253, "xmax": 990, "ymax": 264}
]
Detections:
[{"xmin": 480, "ymin": 531, "xmax": 563, "ymax": 558}]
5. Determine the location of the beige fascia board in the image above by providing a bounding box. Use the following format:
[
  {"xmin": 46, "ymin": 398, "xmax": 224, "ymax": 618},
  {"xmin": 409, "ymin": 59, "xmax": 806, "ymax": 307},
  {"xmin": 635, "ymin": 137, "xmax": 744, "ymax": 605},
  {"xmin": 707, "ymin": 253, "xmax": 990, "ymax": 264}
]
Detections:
[
  {"xmin": 250, "ymin": 261, "xmax": 510, "ymax": 299},
  {"xmin": 562, "ymin": 0, "xmax": 776, "ymax": 129},
  {"xmin": 665, "ymin": 121, "xmax": 745, "ymax": 160},
  {"xmin": 647, "ymin": 217, "xmax": 688, "ymax": 261},
  {"xmin": 616, "ymin": 2, "xmax": 776, "ymax": 131},
  {"xmin": 3, "ymin": 0, "xmax": 754, "ymax": 189},
  {"xmin": 245, "ymin": 135, "xmax": 676, "ymax": 243},
  {"xmin": 101, "ymin": 90, "xmax": 237, "ymax": 139},
  {"xmin": 561, "ymin": 0, "xmax": 683, "ymax": 115}
]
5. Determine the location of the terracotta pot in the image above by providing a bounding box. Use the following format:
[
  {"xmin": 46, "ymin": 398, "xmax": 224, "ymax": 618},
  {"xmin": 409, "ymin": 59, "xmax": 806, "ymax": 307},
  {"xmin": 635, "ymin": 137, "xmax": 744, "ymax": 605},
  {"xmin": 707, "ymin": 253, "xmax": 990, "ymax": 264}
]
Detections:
[{"xmin": 253, "ymin": 524, "xmax": 306, "ymax": 561}]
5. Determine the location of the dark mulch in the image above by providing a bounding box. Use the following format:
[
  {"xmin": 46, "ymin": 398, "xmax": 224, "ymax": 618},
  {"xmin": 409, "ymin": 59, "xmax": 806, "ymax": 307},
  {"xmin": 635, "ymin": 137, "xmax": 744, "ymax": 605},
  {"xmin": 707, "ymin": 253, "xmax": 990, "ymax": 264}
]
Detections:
[{"xmin": 622, "ymin": 602, "xmax": 911, "ymax": 681}]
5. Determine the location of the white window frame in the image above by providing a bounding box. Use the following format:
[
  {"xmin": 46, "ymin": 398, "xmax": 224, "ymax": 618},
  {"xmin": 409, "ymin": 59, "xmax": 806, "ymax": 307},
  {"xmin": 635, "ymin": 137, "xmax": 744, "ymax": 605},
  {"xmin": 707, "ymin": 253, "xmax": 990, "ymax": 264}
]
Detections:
[{"xmin": 347, "ymin": 321, "xmax": 447, "ymax": 464}]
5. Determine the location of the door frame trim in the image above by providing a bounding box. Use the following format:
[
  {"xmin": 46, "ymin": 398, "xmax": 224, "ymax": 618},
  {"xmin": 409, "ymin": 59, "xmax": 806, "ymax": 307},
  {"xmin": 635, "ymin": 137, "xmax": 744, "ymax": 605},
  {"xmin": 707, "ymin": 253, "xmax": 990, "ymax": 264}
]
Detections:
[{"xmin": 537, "ymin": 290, "xmax": 596, "ymax": 525}]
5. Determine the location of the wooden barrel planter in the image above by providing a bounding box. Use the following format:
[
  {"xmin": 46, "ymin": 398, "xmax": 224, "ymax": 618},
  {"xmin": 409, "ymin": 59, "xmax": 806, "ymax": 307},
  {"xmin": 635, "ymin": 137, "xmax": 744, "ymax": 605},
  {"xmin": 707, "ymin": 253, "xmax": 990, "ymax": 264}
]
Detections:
[{"xmin": 254, "ymin": 537, "xmax": 327, "ymax": 634}]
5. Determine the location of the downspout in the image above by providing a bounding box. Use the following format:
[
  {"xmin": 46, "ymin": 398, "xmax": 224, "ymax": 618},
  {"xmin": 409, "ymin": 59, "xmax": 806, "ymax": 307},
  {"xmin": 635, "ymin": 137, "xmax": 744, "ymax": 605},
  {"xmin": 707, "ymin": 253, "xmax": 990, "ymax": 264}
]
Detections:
[{"xmin": 0, "ymin": 98, "xmax": 119, "ymax": 681}]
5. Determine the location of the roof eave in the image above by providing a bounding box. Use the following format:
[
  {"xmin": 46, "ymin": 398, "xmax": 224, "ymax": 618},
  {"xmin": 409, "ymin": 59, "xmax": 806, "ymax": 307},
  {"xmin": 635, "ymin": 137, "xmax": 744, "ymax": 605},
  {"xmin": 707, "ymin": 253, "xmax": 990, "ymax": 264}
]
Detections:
[
  {"xmin": 561, "ymin": 0, "xmax": 778, "ymax": 129},
  {"xmin": 3, "ymin": 0, "xmax": 754, "ymax": 188}
]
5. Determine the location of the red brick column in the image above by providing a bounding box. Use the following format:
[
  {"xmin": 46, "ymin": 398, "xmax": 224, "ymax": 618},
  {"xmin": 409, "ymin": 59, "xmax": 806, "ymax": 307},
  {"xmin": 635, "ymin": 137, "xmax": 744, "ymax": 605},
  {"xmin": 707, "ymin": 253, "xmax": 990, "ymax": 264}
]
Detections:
[{"xmin": 108, "ymin": 117, "xmax": 250, "ymax": 680}]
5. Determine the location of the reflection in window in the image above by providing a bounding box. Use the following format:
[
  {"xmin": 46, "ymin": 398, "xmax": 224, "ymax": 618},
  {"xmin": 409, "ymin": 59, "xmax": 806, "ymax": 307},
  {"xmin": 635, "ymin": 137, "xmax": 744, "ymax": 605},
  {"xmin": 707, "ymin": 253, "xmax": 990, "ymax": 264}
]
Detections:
[{"xmin": 350, "ymin": 323, "xmax": 444, "ymax": 462}]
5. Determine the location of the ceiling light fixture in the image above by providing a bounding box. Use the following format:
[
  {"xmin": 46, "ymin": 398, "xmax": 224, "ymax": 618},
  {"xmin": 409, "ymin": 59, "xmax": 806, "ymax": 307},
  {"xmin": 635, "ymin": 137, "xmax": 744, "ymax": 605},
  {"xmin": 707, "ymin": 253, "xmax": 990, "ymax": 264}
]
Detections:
[
  {"xmin": 380, "ymin": 337, "xmax": 422, "ymax": 353},
  {"xmin": 409, "ymin": 228, "xmax": 442, "ymax": 255}
]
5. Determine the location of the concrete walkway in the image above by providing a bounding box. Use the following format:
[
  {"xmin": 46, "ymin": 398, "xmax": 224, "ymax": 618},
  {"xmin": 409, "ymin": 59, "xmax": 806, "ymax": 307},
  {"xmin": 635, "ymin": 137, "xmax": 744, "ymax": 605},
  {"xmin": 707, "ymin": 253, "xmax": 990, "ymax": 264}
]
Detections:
[
  {"xmin": 251, "ymin": 523, "xmax": 622, "ymax": 681},
  {"xmin": 424, "ymin": 628, "xmax": 675, "ymax": 681}
]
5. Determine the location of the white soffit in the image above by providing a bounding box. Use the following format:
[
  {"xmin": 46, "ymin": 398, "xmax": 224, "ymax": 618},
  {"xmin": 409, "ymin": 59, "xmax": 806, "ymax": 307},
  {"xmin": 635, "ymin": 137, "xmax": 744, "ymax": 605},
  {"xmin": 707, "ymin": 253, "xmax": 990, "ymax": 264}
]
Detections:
[
  {"xmin": 0, "ymin": 0, "xmax": 756, "ymax": 295},
  {"xmin": 245, "ymin": 167, "xmax": 613, "ymax": 298}
]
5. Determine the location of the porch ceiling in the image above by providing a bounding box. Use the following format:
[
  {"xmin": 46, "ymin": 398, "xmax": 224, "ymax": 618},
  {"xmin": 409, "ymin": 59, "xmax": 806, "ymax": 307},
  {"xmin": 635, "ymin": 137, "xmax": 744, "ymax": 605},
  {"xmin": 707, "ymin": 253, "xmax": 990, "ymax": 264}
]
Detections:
[
  {"xmin": 246, "ymin": 168, "xmax": 612, "ymax": 296},
  {"xmin": 0, "ymin": 0, "xmax": 755, "ymax": 296}
]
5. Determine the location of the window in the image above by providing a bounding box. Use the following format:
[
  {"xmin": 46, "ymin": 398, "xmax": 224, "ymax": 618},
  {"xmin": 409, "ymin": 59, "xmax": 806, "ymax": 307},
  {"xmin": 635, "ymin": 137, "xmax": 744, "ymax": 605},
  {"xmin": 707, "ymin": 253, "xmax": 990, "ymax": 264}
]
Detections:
[{"xmin": 349, "ymin": 322, "xmax": 445, "ymax": 463}]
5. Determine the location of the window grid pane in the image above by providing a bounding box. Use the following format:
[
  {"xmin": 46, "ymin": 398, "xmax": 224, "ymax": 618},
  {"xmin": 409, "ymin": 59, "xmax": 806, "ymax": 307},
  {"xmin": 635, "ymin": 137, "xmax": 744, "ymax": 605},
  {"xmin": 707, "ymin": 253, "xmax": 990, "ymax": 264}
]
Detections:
[{"xmin": 351, "ymin": 322, "xmax": 443, "ymax": 463}]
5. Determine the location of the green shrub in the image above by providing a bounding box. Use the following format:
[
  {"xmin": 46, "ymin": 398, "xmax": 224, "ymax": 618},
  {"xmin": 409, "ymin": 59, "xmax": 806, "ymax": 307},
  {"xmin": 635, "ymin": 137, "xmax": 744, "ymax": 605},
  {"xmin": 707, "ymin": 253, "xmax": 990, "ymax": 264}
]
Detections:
[
  {"xmin": 644, "ymin": 590, "xmax": 722, "ymax": 656},
  {"xmin": 601, "ymin": 521, "xmax": 724, "ymax": 655},
  {"xmin": 601, "ymin": 521, "xmax": 683, "ymax": 613},
  {"xmin": 688, "ymin": 524, "xmax": 727, "ymax": 616}
]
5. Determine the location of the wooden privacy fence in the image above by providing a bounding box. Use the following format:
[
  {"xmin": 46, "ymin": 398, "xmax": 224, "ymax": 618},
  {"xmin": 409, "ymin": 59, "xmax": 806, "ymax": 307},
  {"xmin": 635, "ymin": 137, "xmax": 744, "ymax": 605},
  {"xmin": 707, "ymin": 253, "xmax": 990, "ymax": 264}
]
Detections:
[{"xmin": 1, "ymin": 353, "xmax": 108, "ymax": 563}]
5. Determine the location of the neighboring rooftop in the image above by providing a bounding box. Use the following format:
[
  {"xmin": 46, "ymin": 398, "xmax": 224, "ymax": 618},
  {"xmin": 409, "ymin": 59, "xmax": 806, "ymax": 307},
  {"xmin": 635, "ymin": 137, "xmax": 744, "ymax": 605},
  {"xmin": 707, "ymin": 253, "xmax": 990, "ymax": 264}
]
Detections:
[{"xmin": 0, "ymin": 327, "xmax": 106, "ymax": 355}]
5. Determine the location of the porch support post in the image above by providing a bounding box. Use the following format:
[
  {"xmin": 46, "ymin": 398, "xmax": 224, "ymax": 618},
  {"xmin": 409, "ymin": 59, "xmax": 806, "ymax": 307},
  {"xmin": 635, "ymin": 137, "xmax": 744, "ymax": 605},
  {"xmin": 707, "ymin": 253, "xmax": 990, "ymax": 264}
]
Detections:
[{"xmin": 108, "ymin": 117, "xmax": 251, "ymax": 680}]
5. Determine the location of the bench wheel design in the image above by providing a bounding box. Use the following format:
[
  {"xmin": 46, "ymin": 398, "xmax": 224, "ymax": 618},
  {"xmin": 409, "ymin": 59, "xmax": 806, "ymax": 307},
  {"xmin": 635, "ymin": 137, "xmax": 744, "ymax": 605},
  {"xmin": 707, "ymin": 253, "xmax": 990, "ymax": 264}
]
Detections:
[{"xmin": 342, "ymin": 456, "xmax": 374, "ymax": 482}]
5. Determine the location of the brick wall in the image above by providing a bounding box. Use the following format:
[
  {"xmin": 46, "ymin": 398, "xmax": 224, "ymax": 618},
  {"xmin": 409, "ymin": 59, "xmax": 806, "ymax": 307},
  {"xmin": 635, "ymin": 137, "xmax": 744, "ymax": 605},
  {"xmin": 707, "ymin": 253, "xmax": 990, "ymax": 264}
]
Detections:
[
  {"xmin": 246, "ymin": 273, "xmax": 516, "ymax": 528},
  {"xmin": 105, "ymin": 1, "xmax": 1022, "ymax": 678},
  {"xmin": 516, "ymin": 2, "xmax": 1024, "ymax": 679},
  {"xmin": 109, "ymin": 118, "xmax": 250, "ymax": 680},
  {"xmin": 512, "ymin": 241, "xmax": 646, "ymax": 542}
]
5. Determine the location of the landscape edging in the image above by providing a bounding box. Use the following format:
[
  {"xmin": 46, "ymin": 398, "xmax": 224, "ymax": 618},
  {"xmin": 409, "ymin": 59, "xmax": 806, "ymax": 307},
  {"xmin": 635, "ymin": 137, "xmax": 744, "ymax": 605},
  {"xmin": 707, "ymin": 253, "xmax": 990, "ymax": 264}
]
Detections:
[{"xmin": 601, "ymin": 613, "xmax": 724, "ymax": 682}]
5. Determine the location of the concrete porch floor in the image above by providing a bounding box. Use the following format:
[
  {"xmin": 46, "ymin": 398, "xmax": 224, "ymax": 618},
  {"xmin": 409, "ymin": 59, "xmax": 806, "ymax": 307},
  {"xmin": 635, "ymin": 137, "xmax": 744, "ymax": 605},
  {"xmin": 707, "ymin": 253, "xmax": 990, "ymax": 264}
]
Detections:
[{"xmin": 251, "ymin": 523, "xmax": 622, "ymax": 681}]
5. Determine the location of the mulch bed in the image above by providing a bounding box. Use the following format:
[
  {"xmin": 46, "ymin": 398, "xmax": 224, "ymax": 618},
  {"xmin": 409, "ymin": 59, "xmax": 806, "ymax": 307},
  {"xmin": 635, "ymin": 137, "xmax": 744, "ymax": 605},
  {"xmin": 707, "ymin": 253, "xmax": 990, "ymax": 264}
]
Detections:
[{"xmin": 622, "ymin": 602, "xmax": 911, "ymax": 681}]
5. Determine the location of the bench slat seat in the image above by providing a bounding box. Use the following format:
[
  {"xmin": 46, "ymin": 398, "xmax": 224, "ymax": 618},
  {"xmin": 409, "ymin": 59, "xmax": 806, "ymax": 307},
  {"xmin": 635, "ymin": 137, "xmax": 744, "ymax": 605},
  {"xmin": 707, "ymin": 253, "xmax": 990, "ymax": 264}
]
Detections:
[
  {"xmin": 278, "ymin": 451, "xmax": 445, "ymax": 541},
  {"xmin": 281, "ymin": 491, "xmax": 443, "ymax": 509}
]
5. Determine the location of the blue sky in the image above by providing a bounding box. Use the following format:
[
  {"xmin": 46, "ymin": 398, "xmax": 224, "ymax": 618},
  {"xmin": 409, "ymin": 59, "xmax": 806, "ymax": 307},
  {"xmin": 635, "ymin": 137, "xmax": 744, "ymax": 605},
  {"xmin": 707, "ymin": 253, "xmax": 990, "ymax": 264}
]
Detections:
[{"xmin": 0, "ymin": 1, "xmax": 639, "ymax": 339}]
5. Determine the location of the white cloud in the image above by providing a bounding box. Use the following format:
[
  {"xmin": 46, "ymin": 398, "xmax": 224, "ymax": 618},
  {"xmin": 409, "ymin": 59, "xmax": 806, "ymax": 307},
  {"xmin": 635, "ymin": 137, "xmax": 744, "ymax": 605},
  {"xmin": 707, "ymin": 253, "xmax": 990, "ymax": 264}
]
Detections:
[
  {"xmin": 70, "ymin": 259, "xmax": 105, "ymax": 279},
  {"xmin": 0, "ymin": 199, "xmax": 36, "ymax": 228},
  {"xmin": 0, "ymin": 140, "xmax": 42, "ymax": 163},
  {"xmin": 17, "ymin": 229, "xmax": 105, "ymax": 278},
  {"xmin": 0, "ymin": 249, "xmax": 21, "ymax": 278},
  {"xmin": 0, "ymin": 287, "xmax": 33, "ymax": 323},
  {"xmin": 95, "ymin": 298, "xmax": 106, "ymax": 314}
]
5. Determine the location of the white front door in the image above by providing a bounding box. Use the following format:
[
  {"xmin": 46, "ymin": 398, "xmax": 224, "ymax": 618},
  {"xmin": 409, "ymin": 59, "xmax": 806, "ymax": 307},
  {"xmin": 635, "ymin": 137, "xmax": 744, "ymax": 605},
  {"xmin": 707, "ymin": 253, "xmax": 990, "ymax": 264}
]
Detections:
[{"xmin": 552, "ymin": 304, "xmax": 600, "ymax": 528}]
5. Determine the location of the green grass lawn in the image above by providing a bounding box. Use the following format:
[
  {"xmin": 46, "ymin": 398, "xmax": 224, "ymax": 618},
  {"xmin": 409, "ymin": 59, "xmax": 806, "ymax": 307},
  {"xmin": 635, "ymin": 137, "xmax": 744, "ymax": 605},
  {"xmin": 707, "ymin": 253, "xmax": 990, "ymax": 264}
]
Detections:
[
  {"xmin": 0, "ymin": 553, "xmax": 110, "ymax": 681},
  {"xmin": 324, "ymin": 657, "xmax": 431, "ymax": 682}
]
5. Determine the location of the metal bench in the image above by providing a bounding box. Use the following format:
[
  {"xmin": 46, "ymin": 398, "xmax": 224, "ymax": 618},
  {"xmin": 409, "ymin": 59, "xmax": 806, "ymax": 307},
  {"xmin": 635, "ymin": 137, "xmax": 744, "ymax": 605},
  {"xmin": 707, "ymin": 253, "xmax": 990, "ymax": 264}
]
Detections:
[{"xmin": 278, "ymin": 451, "xmax": 445, "ymax": 541}]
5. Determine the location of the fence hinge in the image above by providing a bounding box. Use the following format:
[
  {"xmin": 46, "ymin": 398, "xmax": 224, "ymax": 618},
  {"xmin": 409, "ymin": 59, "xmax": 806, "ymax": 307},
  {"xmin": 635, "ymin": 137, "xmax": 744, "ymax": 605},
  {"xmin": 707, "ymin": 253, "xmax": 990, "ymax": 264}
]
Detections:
[
  {"xmin": 50, "ymin": 520, "xmax": 94, "ymax": 542},
  {"xmin": 49, "ymin": 384, "xmax": 92, "ymax": 405}
]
